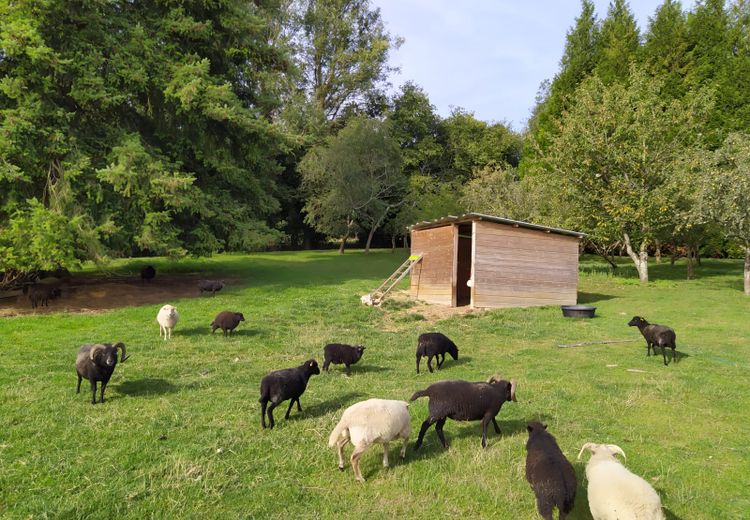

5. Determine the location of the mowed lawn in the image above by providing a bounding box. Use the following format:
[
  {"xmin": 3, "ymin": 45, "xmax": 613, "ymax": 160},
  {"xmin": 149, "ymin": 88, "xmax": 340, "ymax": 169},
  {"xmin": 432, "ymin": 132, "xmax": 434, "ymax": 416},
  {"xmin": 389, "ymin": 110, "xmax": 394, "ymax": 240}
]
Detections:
[{"xmin": 1, "ymin": 250, "xmax": 748, "ymax": 519}]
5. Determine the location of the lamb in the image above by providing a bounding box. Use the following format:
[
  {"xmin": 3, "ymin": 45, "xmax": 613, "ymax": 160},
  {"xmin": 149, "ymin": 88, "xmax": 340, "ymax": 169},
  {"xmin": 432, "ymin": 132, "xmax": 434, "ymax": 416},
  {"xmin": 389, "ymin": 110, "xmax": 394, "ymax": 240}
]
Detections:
[
  {"xmin": 141, "ymin": 265, "xmax": 156, "ymax": 282},
  {"xmin": 75, "ymin": 342, "xmax": 128, "ymax": 404},
  {"xmin": 410, "ymin": 375, "xmax": 517, "ymax": 449},
  {"xmin": 198, "ymin": 280, "xmax": 225, "ymax": 296},
  {"xmin": 211, "ymin": 311, "xmax": 245, "ymax": 336},
  {"xmin": 525, "ymin": 422, "xmax": 577, "ymax": 520},
  {"xmin": 577, "ymin": 443, "xmax": 665, "ymax": 520},
  {"xmin": 627, "ymin": 316, "xmax": 677, "ymax": 366},
  {"xmin": 416, "ymin": 332, "xmax": 459, "ymax": 373},
  {"xmin": 156, "ymin": 304, "xmax": 179, "ymax": 340},
  {"xmin": 328, "ymin": 398, "xmax": 411, "ymax": 482},
  {"xmin": 259, "ymin": 359, "xmax": 320, "ymax": 429},
  {"xmin": 323, "ymin": 343, "xmax": 365, "ymax": 375}
]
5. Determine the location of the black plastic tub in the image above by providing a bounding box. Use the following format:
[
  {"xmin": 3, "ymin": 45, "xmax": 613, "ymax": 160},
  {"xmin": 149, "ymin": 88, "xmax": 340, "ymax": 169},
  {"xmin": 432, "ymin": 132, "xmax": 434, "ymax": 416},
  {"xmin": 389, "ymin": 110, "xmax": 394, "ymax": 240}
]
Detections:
[{"xmin": 561, "ymin": 305, "xmax": 596, "ymax": 318}]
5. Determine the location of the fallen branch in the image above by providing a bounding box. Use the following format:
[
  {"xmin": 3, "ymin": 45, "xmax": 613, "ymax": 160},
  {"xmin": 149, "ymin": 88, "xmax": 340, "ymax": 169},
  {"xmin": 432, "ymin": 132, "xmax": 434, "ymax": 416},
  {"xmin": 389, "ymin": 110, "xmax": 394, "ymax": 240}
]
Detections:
[{"xmin": 557, "ymin": 339, "xmax": 639, "ymax": 349}]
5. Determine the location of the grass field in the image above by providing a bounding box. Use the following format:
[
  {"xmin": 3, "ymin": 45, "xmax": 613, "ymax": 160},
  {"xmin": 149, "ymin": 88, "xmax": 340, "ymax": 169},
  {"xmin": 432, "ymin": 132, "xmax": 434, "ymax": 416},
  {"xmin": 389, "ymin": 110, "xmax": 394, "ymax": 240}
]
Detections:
[{"xmin": 1, "ymin": 250, "xmax": 748, "ymax": 519}]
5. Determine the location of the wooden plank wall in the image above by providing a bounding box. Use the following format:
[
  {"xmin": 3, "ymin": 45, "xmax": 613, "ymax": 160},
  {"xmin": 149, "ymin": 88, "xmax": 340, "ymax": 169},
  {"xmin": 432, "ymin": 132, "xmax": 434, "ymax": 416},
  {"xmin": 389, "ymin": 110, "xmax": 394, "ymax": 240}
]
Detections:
[
  {"xmin": 410, "ymin": 225, "xmax": 454, "ymax": 305},
  {"xmin": 473, "ymin": 220, "xmax": 580, "ymax": 308}
]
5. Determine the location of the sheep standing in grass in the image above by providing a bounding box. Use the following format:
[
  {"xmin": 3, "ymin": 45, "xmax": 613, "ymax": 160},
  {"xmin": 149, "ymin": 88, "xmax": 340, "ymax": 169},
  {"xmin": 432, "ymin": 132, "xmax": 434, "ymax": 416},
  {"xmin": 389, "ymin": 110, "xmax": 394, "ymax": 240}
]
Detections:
[
  {"xmin": 323, "ymin": 343, "xmax": 365, "ymax": 375},
  {"xmin": 525, "ymin": 422, "xmax": 577, "ymax": 520},
  {"xmin": 157, "ymin": 304, "xmax": 179, "ymax": 340},
  {"xmin": 627, "ymin": 316, "xmax": 677, "ymax": 366},
  {"xmin": 198, "ymin": 280, "xmax": 224, "ymax": 296},
  {"xmin": 328, "ymin": 399, "xmax": 411, "ymax": 482},
  {"xmin": 141, "ymin": 265, "xmax": 156, "ymax": 282},
  {"xmin": 578, "ymin": 443, "xmax": 665, "ymax": 520},
  {"xmin": 410, "ymin": 375, "xmax": 517, "ymax": 449},
  {"xmin": 211, "ymin": 311, "xmax": 245, "ymax": 336},
  {"xmin": 259, "ymin": 359, "xmax": 320, "ymax": 429},
  {"xmin": 416, "ymin": 332, "xmax": 459, "ymax": 373},
  {"xmin": 75, "ymin": 342, "xmax": 128, "ymax": 404}
]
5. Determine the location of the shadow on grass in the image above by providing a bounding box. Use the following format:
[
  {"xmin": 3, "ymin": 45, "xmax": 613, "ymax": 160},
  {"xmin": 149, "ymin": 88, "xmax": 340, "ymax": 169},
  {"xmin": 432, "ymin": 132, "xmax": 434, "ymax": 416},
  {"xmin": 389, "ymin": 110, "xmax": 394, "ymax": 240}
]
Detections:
[
  {"xmin": 577, "ymin": 292, "xmax": 616, "ymax": 304},
  {"xmin": 664, "ymin": 508, "xmax": 685, "ymax": 520},
  {"xmin": 286, "ymin": 392, "xmax": 366, "ymax": 423},
  {"xmin": 117, "ymin": 378, "xmax": 179, "ymax": 396},
  {"xmin": 417, "ymin": 356, "xmax": 473, "ymax": 374},
  {"xmin": 174, "ymin": 326, "xmax": 260, "ymax": 338},
  {"xmin": 323, "ymin": 364, "xmax": 392, "ymax": 375}
]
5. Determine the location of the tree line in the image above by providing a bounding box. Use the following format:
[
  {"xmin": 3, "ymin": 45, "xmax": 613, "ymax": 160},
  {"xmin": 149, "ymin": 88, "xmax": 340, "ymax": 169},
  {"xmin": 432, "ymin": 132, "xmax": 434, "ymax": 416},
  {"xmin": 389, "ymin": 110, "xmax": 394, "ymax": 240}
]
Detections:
[{"xmin": 1, "ymin": 0, "xmax": 749, "ymax": 293}]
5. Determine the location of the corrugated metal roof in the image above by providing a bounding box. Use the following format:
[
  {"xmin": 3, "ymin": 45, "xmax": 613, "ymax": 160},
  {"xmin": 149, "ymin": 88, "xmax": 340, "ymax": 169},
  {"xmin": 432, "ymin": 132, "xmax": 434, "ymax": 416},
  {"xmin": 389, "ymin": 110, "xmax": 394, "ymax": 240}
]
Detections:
[{"xmin": 408, "ymin": 213, "xmax": 586, "ymax": 238}]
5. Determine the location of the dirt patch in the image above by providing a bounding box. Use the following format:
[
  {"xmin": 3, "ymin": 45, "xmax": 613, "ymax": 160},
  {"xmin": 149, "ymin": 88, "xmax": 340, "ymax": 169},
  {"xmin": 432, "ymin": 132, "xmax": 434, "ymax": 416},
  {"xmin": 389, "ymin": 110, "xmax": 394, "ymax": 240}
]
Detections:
[
  {"xmin": 0, "ymin": 274, "xmax": 243, "ymax": 317},
  {"xmin": 377, "ymin": 290, "xmax": 486, "ymax": 330}
]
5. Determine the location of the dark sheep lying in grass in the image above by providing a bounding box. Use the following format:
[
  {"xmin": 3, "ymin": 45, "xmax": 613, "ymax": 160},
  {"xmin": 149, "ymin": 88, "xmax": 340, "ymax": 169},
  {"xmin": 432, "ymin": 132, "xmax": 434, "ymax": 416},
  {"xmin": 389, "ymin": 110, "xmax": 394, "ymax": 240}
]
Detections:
[
  {"xmin": 525, "ymin": 422, "xmax": 577, "ymax": 520},
  {"xmin": 323, "ymin": 343, "xmax": 365, "ymax": 375},
  {"xmin": 259, "ymin": 359, "xmax": 320, "ymax": 429},
  {"xmin": 410, "ymin": 375, "xmax": 517, "ymax": 449},
  {"xmin": 627, "ymin": 316, "xmax": 677, "ymax": 366},
  {"xmin": 198, "ymin": 280, "xmax": 224, "ymax": 296},
  {"xmin": 141, "ymin": 265, "xmax": 156, "ymax": 282},
  {"xmin": 75, "ymin": 342, "xmax": 128, "ymax": 404},
  {"xmin": 416, "ymin": 332, "xmax": 459, "ymax": 373},
  {"xmin": 211, "ymin": 311, "xmax": 245, "ymax": 336}
]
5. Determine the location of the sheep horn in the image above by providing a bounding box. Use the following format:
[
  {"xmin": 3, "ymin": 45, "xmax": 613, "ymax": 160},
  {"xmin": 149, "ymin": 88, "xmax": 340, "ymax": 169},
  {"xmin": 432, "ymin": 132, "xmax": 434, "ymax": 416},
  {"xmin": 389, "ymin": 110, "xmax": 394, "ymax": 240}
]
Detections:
[
  {"xmin": 577, "ymin": 442, "xmax": 598, "ymax": 460},
  {"xmin": 606, "ymin": 444, "xmax": 626, "ymax": 459},
  {"xmin": 89, "ymin": 344, "xmax": 106, "ymax": 361},
  {"xmin": 114, "ymin": 342, "xmax": 129, "ymax": 362},
  {"xmin": 510, "ymin": 379, "xmax": 517, "ymax": 402}
]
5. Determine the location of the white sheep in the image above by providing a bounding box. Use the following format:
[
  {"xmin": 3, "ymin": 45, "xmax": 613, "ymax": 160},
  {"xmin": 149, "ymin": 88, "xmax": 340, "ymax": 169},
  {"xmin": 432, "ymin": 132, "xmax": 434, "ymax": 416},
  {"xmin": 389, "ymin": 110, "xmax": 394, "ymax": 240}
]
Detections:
[
  {"xmin": 578, "ymin": 443, "xmax": 665, "ymax": 520},
  {"xmin": 328, "ymin": 398, "xmax": 411, "ymax": 482},
  {"xmin": 156, "ymin": 304, "xmax": 179, "ymax": 340}
]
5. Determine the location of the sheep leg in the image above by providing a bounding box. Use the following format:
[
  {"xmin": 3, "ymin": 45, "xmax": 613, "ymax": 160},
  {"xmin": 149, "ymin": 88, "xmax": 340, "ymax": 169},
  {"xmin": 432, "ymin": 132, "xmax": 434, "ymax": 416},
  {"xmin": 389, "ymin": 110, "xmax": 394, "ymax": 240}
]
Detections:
[
  {"xmin": 323, "ymin": 359, "xmax": 330, "ymax": 372},
  {"xmin": 646, "ymin": 342, "xmax": 652, "ymax": 356},
  {"xmin": 382, "ymin": 442, "xmax": 390, "ymax": 467},
  {"xmin": 491, "ymin": 417, "xmax": 501, "ymax": 434},
  {"xmin": 99, "ymin": 382, "xmax": 107, "ymax": 403},
  {"xmin": 284, "ymin": 399, "xmax": 296, "ymax": 419},
  {"xmin": 266, "ymin": 402, "xmax": 278, "ymax": 429},
  {"xmin": 416, "ymin": 354, "xmax": 421, "ymax": 374},
  {"xmin": 336, "ymin": 438, "xmax": 350, "ymax": 470},
  {"xmin": 436, "ymin": 353, "xmax": 444, "ymax": 369},
  {"xmin": 480, "ymin": 416, "xmax": 491, "ymax": 448},
  {"xmin": 296, "ymin": 398, "xmax": 302, "ymax": 412},
  {"xmin": 399, "ymin": 436, "xmax": 408, "ymax": 459},
  {"xmin": 90, "ymin": 381, "xmax": 98, "ymax": 405},
  {"xmin": 662, "ymin": 345, "xmax": 668, "ymax": 366},
  {"xmin": 350, "ymin": 444, "xmax": 368, "ymax": 482},
  {"xmin": 345, "ymin": 364, "xmax": 351, "ymax": 376},
  {"xmin": 260, "ymin": 400, "xmax": 268, "ymax": 428},
  {"xmin": 76, "ymin": 375, "xmax": 82, "ymax": 394},
  {"xmin": 435, "ymin": 418, "xmax": 448, "ymax": 448},
  {"xmin": 414, "ymin": 418, "xmax": 436, "ymax": 450},
  {"xmin": 427, "ymin": 356, "xmax": 434, "ymax": 373},
  {"xmin": 535, "ymin": 497, "xmax": 554, "ymax": 520}
]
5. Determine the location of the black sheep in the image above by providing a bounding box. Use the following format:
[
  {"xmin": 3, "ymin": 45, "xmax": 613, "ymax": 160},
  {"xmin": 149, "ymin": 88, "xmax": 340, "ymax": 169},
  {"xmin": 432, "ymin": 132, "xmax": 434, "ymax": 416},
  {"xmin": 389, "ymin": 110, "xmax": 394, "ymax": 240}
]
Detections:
[
  {"xmin": 75, "ymin": 343, "xmax": 128, "ymax": 404},
  {"xmin": 627, "ymin": 316, "xmax": 677, "ymax": 365},
  {"xmin": 198, "ymin": 280, "xmax": 225, "ymax": 296},
  {"xmin": 410, "ymin": 375, "xmax": 517, "ymax": 449},
  {"xmin": 26, "ymin": 282, "xmax": 61, "ymax": 309},
  {"xmin": 140, "ymin": 265, "xmax": 156, "ymax": 282},
  {"xmin": 525, "ymin": 422, "xmax": 577, "ymax": 520},
  {"xmin": 416, "ymin": 332, "xmax": 459, "ymax": 373},
  {"xmin": 323, "ymin": 343, "xmax": 365, "ymax": 375},
  {"xmin": 211, "ymin": 311, "xmax": 245, "ymax": 336},
  {"xmin": 259, "ymin": 359, "xmax": 320, "ymax": 429}
]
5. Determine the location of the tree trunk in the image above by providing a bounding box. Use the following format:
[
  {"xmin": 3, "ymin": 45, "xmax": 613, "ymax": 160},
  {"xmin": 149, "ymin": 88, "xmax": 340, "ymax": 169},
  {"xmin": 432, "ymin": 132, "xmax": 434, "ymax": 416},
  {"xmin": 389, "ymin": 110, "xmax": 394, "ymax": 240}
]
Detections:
[
  {"xmin": 403, "ymin": 235, "xmax": 408, "ymax": 249},
  {"xmin": 364, "ymin": 228, "xmax": 376, "ymax": 254},
  {"xmin": 745, "ymin": 245, "xmax": 750, "ymax": 295},
  {"xmin": 670, "ymin": 251, "xmax": 677, "ymax": 266},
  {"xmin": 696, "ymin": 250, "xmax": 701, "ymax": 266},
  {"xmin": 623, "ymin": 232, "xmax": 649, "ymax": 283},
  {"xmin": 338, "ymin": 219, "xmax": 355, "ymax": 254},
  {"xmin": 686, "ymin": 246, "xmax": 695, "ymax": 280},
  {"xmin": 391, "ymin": 235, "xmax": 396, "ymax": 252},
  {"xmin": 655, "ymin": 239, "xmax": 662, "ymax": 264}
]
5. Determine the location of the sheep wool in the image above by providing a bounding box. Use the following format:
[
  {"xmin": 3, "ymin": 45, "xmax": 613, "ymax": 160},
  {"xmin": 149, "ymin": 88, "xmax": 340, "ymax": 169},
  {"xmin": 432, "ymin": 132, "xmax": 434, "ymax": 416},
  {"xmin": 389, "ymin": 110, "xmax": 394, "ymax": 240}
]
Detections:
[{"xmin": 157, "ymin": 304, "xmax": 180, "ymax": 340}]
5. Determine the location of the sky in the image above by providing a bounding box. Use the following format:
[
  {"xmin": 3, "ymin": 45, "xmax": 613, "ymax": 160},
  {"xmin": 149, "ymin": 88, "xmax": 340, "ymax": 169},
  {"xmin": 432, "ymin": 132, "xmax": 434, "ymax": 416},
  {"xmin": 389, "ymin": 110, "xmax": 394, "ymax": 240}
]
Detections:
[{"xmin": 371, "ymin": 0, "xmax": 698, "ymax": 130}]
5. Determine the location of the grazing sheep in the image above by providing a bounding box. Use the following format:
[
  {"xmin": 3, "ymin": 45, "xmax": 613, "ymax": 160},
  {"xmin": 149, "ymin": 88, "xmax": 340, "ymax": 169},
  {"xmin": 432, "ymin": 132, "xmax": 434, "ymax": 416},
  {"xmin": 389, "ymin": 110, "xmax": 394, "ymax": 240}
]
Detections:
[
  {"xmin": 627, "ymin": 316, "xmax": 677, "ymax": 366},
  {"xmin": 198, "ymin": 280, "xmax": 224, "ymax": 296},
  {"xmin": 75, "ymin": 342, "xmax": 129, "ymax": 404},
  {"xmin": 525, "ymin": 422, "xmax": 577, "ymax": 520},
  {"xmin": 328, "ymin": 398, "xmax": 411, "ymax": 482},
  {"xmin": 416, "ymin": 332, "xmax": 459, "ymax": 373},
  {"xmin": 578, "ymin": 443, "xmax": 665, "ymax": 520},
  {"xmin": 211, "ymin": 311, "xmax": 245, "ymax": 336},
  {"xmin": 141, "ymin": 265, "xmax": 156, "ymax": 282},
  {"xmin": 156, "ymin": 304, "xmax": 179, "ymax": 340},
  {"xmin": 259, "ymin": 359, "xmax": 320, "ymax": 429},
  {"xmin": 323, "ymin": 343, "xmax": 365, "ymax": 375},
  {"xmin": 25, "ymin": 282, "xmax": 62, "ymax": 309},
  {"xmin": 410, "ymin": 375, "xmax": 517, "ymax": 449}
]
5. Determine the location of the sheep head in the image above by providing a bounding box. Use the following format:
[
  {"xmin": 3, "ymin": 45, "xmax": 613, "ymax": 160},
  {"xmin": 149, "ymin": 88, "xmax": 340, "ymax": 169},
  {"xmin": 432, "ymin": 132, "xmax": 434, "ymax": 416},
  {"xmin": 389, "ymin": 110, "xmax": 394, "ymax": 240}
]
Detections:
[
  {"xmin": 487, "ymin": 375, "xmax": 518, "ymax": 402},
  {"xmin": 577, "ymin": 442, "xmax": 626, "ymax": 461},
  {"xmin": 89, "ymin": 344, "xmax": 119, "ymax": 367},
  {"xmin": 627, "ymin": 316, "xmax": 648, "ymax": 328},
  {"xmin": 235, "ymin": 312, "xmax": 245, "ymax": 322}
]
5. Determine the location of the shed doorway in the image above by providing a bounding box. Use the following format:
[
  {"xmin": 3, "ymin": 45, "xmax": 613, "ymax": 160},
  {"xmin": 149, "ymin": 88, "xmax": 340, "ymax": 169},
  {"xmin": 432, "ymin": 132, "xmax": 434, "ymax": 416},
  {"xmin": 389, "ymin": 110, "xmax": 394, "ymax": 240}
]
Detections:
[{"xmin": 455, "ymin": 223, "xmax": 473, "ymax": 306}]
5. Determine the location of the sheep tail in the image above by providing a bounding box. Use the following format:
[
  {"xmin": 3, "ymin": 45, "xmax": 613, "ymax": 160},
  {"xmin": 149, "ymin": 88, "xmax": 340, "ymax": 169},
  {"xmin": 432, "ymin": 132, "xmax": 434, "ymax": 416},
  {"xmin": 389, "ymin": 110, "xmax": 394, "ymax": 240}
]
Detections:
[
  {"xmin": 409, "ymin": 389, "xmax": 429, "ymax": 402},
  {"xmin": 328, "ymin": 419, "xmax": 349, "ymax": 448}
]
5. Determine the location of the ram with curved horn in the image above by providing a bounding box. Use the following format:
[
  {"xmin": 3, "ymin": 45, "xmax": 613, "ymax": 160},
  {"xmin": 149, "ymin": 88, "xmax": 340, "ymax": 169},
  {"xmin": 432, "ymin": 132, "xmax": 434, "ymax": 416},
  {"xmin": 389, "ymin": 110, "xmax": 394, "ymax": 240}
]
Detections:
[{"xmin": 76, "ymin": 342, "xmax": 129, "ymax": 405}]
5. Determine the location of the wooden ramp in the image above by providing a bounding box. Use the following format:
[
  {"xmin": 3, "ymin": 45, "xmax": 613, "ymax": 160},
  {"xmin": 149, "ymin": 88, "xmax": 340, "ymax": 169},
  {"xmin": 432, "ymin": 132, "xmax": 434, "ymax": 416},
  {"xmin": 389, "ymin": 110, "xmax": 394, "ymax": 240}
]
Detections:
[{"xmin": 361, "ymin": 254, "xmax": 422, "ymax": 306}]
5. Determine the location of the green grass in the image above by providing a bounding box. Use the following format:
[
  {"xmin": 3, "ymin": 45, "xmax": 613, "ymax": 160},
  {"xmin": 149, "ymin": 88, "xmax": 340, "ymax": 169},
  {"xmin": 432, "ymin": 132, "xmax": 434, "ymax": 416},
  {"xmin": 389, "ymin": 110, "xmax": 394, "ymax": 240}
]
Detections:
[{"xmin": 1, "ymin": 250, "xmax": 749, "ymax": 519}]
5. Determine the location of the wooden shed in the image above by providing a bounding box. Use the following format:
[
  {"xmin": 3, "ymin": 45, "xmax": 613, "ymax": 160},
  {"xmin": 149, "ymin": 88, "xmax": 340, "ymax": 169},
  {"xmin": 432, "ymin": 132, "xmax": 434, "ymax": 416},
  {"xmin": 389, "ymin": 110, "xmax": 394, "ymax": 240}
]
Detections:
[{"xmin": 409, "ymin": 213, "xmax": 584, "ymax": 308}]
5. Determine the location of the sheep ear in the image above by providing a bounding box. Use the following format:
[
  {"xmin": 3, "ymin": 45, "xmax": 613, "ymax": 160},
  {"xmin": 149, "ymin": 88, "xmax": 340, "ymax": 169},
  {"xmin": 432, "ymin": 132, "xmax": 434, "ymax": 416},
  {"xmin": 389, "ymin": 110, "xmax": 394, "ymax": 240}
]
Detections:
[
  {"xmin": 527, "ymin": 424, "xmax": 533, "ymax": 433},
  {"xmin": 309, "ymin": 361, "xmax": 314, "ymax": 366},
  {"xmin": 542, "ymin": 423, "xmax": 547, "ymax": 430}
]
